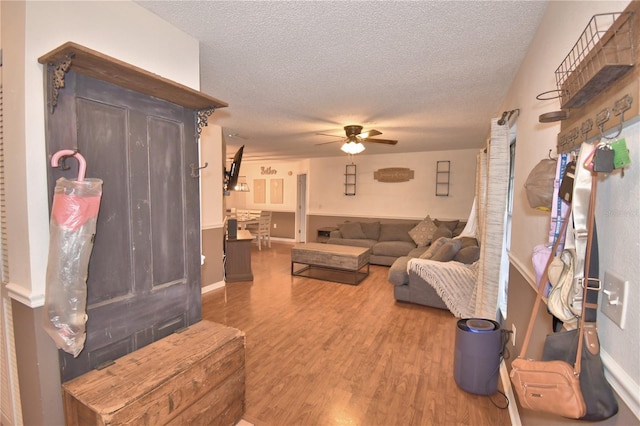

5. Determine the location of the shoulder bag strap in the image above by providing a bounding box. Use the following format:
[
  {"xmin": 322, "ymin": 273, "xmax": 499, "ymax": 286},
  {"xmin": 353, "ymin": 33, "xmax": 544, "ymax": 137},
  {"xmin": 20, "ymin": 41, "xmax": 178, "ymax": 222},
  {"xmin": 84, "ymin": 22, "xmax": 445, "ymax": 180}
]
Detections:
[
  {"xmin": 518, "ymin": 204, "xmax": 572, "ymax": 358},
  {"xmin": 577, "ymin": 173, "xmax": 602, "ymax": 369}
]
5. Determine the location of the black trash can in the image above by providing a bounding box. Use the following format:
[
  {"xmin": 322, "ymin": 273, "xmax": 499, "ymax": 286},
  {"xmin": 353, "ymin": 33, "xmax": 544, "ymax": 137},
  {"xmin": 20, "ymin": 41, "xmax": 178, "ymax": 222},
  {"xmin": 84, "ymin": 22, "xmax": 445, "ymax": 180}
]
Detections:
[{"xmin": 454, "ymin": 318, "xmax": 502, "ymax": 395}]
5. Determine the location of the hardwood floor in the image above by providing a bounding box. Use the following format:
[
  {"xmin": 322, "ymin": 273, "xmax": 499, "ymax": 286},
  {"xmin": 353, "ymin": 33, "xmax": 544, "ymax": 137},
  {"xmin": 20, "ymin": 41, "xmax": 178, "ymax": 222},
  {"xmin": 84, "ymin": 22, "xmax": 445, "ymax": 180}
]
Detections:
[{"xmin": 202, "ymin": 242, "xmax": 511, "ymax": 426}]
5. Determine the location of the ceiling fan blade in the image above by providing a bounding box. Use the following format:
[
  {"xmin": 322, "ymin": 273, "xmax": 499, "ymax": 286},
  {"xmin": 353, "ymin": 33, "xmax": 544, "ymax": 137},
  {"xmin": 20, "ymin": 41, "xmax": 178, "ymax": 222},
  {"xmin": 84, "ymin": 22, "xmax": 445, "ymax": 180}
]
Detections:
[
  {"xmin": 316, "ymin": 132, "xmax": 343, "ymax": 138},
  {"xmin": 358, "ymin": 129, "xmax": 382, "ymax": 138},
  {"xmin": 363, "ymin": 138, "xmax": 398, "ymax": 145},
  {"xmin": 315, "ymin": 139, "xmax": 343, "ymax": 146}
]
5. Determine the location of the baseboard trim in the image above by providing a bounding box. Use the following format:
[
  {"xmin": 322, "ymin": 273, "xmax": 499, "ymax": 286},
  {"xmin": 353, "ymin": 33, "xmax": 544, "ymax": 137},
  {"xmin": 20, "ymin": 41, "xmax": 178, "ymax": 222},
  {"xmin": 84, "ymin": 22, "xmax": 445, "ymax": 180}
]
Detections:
[
  {"xmin": 500, "ymin": 360, "xmax": 521, "ymax": 426},
  {"xmin": 270, "ymin": 237, "xmax": 295, "ymax": 243},
  {"xmin": 201, "ymin": 281, "xmax": 225, "ymax": 294},
  {"xmin": 601, "ymin": 349, "xmax": 640, "ymax": 421}
]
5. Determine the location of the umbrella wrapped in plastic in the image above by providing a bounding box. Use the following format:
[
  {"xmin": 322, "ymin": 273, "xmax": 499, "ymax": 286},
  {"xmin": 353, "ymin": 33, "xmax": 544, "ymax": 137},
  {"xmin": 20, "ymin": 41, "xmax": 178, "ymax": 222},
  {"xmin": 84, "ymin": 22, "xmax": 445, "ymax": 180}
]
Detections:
[{"xmin": 43, "ymin": 150, "xmax": 102, "ymax": 357}]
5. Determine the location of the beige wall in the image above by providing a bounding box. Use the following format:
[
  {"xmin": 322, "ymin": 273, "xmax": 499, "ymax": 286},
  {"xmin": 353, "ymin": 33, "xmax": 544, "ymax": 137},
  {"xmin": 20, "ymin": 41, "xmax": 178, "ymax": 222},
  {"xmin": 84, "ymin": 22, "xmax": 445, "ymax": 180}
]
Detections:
[
  {"xmin": 499, "ymin": 0, "xmax": 639, "ymax": 417},
  {"xmin": 308, "ymin": 149, "xmax": 477, "ymax": 220},
  {"xmin": 226, "ymin": 150, "xmax": 478, "ymax": 242},
  {"xmin": 225, "ymin": 158, "xmax": 306, "ymax": 212}
]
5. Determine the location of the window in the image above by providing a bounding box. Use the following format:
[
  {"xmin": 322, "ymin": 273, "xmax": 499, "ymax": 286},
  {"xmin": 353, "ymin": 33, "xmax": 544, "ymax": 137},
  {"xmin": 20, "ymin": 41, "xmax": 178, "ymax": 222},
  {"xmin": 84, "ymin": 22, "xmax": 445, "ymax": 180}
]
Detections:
[{"xmin": 498, "ymin": 132, "xmax": 517, "ymax": 318}]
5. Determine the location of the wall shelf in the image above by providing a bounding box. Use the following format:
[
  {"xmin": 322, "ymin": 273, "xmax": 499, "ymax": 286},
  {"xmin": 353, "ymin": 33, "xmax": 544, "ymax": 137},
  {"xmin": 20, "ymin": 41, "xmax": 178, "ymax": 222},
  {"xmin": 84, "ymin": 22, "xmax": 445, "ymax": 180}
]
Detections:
[
  {"xmin": 38, "ymin": 41, "xmax": 228, "ymax": 130},
  {"xmin": 556, "ymin": 2, "xmax": 640, "ymax": 154},
  {"xmin": 436, "ymin": 161, "xmax": 450, "ymax": 196},
  {"xmin": 344, "ymin": 164, "xmax": 356, "ymax": 196}
]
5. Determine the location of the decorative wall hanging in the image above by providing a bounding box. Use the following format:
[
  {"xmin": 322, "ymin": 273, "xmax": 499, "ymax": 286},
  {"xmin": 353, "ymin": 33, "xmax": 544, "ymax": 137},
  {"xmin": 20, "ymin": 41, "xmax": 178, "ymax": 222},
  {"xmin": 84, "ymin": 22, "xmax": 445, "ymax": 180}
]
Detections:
[
  {"xmin": 253, "ymin": 179, "xmax": 266, "ymax": 203},
  {"xmin": 270, "ymin": 178, "xmax": 284, "ymax": 204},
  {"xmin": 261, "ymin": 166, "xmax": 277, "ymax": 175},
  {"xmin": 373, "ymin": 167, "xmax": 414, "ymax": 183}
]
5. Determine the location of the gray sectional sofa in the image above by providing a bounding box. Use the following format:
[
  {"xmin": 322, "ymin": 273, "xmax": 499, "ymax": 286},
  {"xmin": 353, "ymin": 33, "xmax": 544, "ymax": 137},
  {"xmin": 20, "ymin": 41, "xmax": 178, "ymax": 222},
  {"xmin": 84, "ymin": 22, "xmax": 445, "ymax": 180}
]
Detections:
[
  {"xmin": 326, "ymin": 216, "xmax": 481, "ymax": 312},
  {"xmin": 327, "ymin": 221, "xmax": 421, "ymax": 266},
  {"xmin": 326, "ymin": 218, "xmax": 467, "ymax": 266},
  {"xmin": 388, "ymin": 236, "xmax": 480, "ymax": 309}
]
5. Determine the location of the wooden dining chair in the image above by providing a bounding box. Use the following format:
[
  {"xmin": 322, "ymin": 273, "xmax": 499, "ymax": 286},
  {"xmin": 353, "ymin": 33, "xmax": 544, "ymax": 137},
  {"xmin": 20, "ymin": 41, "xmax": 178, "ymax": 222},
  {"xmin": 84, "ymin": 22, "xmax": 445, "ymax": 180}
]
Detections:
[{"xmin": 248, "ymin": 211, "xmax": 272, "ymax": 250}]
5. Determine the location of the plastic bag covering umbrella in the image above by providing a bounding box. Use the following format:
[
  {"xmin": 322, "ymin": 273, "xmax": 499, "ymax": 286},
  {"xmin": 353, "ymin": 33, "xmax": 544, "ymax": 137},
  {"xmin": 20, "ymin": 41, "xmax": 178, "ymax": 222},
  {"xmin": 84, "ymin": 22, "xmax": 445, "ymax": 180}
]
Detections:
[{"xmin": 43, "ymin": 150, "xmax": 102, "ymax": 357}]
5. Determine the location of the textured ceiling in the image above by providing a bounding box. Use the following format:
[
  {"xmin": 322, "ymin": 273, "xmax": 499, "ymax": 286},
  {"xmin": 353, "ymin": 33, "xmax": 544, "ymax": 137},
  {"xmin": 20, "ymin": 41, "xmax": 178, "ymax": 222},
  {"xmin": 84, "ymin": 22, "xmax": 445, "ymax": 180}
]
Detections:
[{"xmin": 136, "ymin": 1, "xmax": 548, "ymax": 160}]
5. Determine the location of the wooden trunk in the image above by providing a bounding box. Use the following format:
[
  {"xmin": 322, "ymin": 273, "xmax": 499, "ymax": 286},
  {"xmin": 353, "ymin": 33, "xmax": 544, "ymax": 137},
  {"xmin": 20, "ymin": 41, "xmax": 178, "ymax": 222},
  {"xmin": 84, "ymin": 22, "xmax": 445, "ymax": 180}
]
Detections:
[{"xmin": 62, "ymin": 320, "xmax": 245, "ymax": 426}]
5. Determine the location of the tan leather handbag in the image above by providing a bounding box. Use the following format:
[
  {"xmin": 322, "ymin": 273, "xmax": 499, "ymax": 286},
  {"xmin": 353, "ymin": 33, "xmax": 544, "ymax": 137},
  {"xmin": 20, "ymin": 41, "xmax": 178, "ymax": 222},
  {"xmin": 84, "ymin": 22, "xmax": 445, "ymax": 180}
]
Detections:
[{"xmin": 509, "ymin": 205, "xmax": 587, "ymax": 419}]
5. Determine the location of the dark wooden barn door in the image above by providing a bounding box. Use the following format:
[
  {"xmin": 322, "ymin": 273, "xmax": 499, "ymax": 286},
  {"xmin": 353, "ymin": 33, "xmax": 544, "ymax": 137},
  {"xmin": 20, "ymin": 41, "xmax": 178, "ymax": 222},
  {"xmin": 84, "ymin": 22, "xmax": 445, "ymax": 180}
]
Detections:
[{"xmin": 46, "ymin": 71, "xmax": 202, "ymax": 381}]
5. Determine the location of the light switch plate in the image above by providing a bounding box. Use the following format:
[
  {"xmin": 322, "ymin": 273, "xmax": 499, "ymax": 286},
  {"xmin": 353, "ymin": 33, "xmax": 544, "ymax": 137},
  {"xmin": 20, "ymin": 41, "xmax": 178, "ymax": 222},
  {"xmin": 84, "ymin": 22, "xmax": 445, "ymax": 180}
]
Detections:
[{"xmin": 601, "ymin": 271, "xmax": 628, "ymax": 329}]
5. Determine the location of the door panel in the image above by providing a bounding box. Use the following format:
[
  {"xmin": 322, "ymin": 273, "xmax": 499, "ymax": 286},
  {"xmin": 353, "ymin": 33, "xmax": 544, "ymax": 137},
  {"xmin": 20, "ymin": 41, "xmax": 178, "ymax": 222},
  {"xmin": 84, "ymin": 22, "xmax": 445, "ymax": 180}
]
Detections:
[
  {"xmin": 149, "ymin": 117, "xmax": 186, "ymax": 287},
  {"xmin": 46, "ymin": 71, "xmax": 202, "ymax": 381},
  {"xmin": 76, "ymin": 99, "xmax": 132, "ymax": 302}
]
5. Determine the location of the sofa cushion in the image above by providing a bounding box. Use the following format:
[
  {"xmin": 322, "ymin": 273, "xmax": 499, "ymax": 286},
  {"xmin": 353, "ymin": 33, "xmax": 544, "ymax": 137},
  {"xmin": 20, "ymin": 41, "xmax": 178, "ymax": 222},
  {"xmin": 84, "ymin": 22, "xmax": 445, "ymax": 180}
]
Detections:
[
  {"xmin": 372, "ymin": 241, "xmax": 416, "ymax": 257},
  {"xmin": 339, "ymin": 222, "xmax": 366, "ymax": 239},
  {"xmin": 434, "ymin": 219, "xmax": 459, "ymax": 232},
  {"xmin": 407, "ymin": 246, "xmax": 429, "ymax": 258},
  {"xmin": 454, "ymin": 246, "xmax": 481, "ymax": 264},
  {"xmin": 328, "ymin": 238, "xmax": 376, "ymax": 249},
  {"xmin": 419, "ymin": 237, "xmax": 451, "ymax": 259},
  {"xmin": 457, "ymin": 236, "xmax": 479, "ymax": 249},
  {"xmin": 378, "ymin": 223, "xmax": 416, "ymax": 243},
  {"xmin": 388, "ymin": 256, "xmax": 411, "ymax": 286},
  {"xmin": 452, "ymin": 221, "xmax": 467, "ymax": 237},
  {"xmin": 432, "ymin": 224, "xmax": 453, "ymax": 242},
  {"xmin": 430, "ymin": 239, "xmax": 462, "ymax": 262},
  {"xmin": 408, "ymin": 215, "xmax": 438, "ymax": 247},
  {"xmin": 360, "ymin": 221, "xmax": 381, "ymax": 240}
]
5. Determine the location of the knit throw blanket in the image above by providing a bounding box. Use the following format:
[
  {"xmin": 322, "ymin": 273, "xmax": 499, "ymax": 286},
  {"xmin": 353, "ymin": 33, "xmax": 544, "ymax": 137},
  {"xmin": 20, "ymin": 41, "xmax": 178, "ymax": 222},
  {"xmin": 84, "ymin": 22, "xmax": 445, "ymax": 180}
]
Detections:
[{"xmin": 407, "ymin": 259, "xmax": 479, "ymax": 318}]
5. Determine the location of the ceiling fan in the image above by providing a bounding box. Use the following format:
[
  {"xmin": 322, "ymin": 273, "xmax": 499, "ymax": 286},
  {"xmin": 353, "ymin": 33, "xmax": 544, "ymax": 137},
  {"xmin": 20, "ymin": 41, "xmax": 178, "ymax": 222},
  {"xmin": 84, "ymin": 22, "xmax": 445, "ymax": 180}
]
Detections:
[{"xmin": 316, "ymin": 125, "xmax": 398, "ymax": 154}]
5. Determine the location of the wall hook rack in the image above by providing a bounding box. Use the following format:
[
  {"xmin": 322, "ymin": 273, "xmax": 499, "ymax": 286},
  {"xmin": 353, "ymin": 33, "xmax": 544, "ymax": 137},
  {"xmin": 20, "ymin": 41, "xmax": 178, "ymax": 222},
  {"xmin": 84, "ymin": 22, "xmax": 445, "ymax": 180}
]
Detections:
[{"xmin": 190, "ymin": 162, "xmax": 208, "ymax": 178}]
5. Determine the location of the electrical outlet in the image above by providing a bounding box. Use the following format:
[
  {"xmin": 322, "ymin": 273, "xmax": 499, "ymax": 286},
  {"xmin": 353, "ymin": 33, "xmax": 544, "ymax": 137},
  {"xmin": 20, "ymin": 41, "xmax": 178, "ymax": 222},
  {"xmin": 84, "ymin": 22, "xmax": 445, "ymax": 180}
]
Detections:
[
  {"xmin": 511, "ymin": 324, "xmax": 516, "ymax": 347},
  {"xmin": 602, "ymin": 271, "xmax": 628, "ymax": 329},
  {"xmin": 273, "ymin": 223, "xmax": 277, "ymax": 229}
]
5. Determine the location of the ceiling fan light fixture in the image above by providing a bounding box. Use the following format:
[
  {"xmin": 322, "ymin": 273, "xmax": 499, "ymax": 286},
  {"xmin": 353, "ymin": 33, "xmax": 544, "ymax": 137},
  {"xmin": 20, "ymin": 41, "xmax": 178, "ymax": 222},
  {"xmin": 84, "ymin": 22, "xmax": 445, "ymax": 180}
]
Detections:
[{"xmin": 341, "ymin": 141, "xmax": 365, "ymax": 155}]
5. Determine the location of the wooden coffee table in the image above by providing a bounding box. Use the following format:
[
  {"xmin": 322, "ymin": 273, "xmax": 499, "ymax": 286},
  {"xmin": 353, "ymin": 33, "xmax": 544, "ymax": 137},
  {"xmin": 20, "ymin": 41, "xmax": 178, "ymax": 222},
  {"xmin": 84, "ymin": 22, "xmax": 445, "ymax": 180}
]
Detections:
[{"xmin": 291, "ymin": 243, "xmax": 370, "ymax": 285}]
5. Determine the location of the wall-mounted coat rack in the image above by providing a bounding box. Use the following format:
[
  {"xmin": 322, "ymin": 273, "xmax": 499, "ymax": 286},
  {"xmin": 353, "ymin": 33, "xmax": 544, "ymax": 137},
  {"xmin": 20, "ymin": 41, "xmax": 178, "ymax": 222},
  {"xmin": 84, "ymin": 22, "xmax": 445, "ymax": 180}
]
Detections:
[{"xmin": 555, "ymin": 3, "xmax": 639, "ymax": 154}]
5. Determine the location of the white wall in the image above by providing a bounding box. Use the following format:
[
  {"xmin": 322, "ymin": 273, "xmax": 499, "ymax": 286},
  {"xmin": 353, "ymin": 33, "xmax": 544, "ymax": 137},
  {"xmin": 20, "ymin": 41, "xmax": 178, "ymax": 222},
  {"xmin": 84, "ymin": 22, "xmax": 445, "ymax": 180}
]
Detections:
[
  {"xmin": 226, "ymin": 159, "xmax": 308, "ymax": 212},
  {"xmin": 500, "ymin": 0, "xmax": 639, "ymax": 414},
  {"xmin": 200, "ymin": 125, "xmax": 224, "ymax": 229},
  {"xmin": 308, "ymin": 150, "xmax": 478, "ymax": 220},
  {"xmin": 4, "ymin": 0, "xmax": 201, "ymax": 305},
  {"xmin": 225, "ymin": 150, "xmax": 477, "ymax": 224}
]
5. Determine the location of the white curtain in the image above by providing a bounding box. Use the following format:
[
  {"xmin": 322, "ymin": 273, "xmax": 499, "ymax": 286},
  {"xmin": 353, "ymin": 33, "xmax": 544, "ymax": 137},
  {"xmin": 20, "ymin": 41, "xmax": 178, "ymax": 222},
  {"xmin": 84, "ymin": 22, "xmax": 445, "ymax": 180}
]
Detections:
[{"xmin": 474, "ymin": 118, "xmax": 510, "ymax": 319}]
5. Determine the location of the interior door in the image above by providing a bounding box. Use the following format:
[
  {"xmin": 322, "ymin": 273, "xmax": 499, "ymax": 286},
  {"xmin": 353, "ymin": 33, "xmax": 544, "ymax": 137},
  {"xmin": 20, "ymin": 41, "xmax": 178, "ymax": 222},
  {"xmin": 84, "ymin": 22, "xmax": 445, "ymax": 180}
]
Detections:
[
  {"xmin": 46, "ymin": 71, "xmax": 202, "ymax": 381},
  {"xmin": 296, "ymin": 174, "xmax": 307, "ymax": 242}
]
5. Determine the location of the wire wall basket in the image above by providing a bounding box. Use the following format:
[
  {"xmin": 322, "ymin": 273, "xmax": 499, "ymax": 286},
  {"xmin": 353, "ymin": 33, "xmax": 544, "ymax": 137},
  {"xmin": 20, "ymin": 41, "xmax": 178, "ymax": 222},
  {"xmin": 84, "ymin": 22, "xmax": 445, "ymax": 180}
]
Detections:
[{"xmin": 555, "ymin": 11, "xmax": 635, "ymax": 109}]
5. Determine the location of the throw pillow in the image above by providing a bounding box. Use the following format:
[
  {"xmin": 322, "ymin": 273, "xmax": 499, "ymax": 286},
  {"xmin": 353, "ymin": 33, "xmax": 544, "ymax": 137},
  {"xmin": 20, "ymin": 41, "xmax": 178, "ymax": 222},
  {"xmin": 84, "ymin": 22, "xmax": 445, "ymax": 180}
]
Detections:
[
  {"xmin": 361, "ymin": 221, "xmax": 381, "ymax": 240},
  {"xmin": 431, "ymin": 224, "xmax": 452, "ymax": 243},
  {"xmin": 452, "ymin": 222, "xmax": 467, "ymax": 237},
  {"xmin": 430, "ymin": 239, "xmax": 463, "ymax": 262},
  {"xmin": 408, "ymin": 216, "xmax": 438, "ymax": 247},
  {"xmin": 434, "ymin": 219, "xmax": 459, "ymax": 232},
  {"xmin": 454, "ymin": 246, "xmax": 481, "ymax": 264},
  {"xmin": 457, "ymin": 237, "xmax": 479, "ymax": 249},
  {"xmin": 339, "ymin": 222, "xmax": 366, "ymax": 239},
  {"xmin": 419, "ymin": 237, "xmax": 451, "ymax": 259}
]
